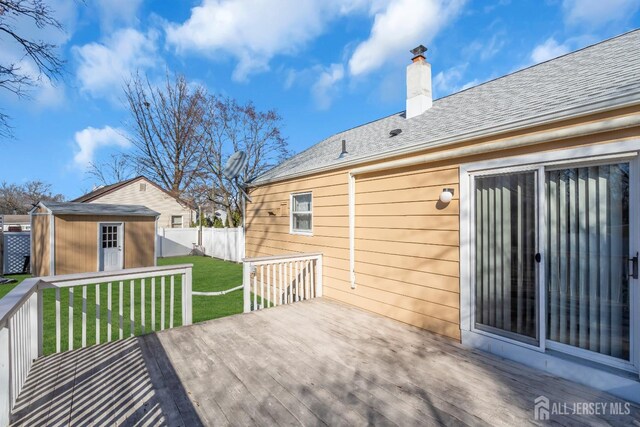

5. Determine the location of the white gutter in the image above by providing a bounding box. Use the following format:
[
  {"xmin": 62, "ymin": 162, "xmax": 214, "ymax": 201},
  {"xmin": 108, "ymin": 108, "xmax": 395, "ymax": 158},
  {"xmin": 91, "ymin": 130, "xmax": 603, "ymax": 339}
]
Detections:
[{"xmin": 348, "ymin": 113, "xmax": 640, "ymax": 288}]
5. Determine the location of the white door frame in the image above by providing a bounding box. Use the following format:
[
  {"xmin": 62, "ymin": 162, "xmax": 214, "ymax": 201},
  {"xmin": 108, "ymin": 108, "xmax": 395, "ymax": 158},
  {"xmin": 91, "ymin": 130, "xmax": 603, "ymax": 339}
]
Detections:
[
  {"xmin": 460, "ymin": 139, "xmax": 640, "ymax": 378},
  {"xmin": 466, "ymin": 165, "xmax": 545, "ymax": 353},
  {"xmin": 97, "ymin": 222, "xmax": 124, "ymax": 271}
]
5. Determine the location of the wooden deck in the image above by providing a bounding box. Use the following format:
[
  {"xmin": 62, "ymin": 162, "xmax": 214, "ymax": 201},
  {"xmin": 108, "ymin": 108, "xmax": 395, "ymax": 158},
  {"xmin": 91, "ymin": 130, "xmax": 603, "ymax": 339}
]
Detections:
[{"xmin": 10, "ymin": 299, "xmax": 640, "ymax": 426}]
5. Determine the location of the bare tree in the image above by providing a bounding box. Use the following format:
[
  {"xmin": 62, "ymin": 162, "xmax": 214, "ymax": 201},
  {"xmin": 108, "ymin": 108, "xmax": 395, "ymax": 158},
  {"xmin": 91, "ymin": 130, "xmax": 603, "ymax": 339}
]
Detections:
[
  {"xmin": 0, "ymin": 180, "xmax": 64, "ymax": 214},
  {"xmin": 201, "ymin": 96, "xmax": 289, "ymax": 226},
  {"xmin": 124, "ymin": 72, "xmax": 207, "ymax": 197},
  {"xmin": 0, "ymin": 0, "xmax": 66, "ymax": 138},
  {"xmin": 86, "ymin": 153, "xmax": 137, "ymax": 186}
]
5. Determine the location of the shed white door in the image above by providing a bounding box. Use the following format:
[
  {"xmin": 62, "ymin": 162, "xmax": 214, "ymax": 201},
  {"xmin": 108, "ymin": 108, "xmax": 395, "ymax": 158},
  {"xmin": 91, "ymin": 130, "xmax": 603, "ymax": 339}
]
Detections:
[{"xmin": 99, "ymin": 223, "xmax": 123, "ymax": 271}]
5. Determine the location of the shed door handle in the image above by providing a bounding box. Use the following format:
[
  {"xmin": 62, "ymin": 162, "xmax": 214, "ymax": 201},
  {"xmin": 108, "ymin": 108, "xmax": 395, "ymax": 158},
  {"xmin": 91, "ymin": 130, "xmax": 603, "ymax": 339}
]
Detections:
[{"xmin": 534, "ymin": 253, "xmax": 541, "ymax": 263}]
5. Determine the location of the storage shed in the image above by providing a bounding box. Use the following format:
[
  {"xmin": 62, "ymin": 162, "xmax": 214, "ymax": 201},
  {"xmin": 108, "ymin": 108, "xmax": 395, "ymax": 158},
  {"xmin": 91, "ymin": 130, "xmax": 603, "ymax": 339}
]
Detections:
[{"xmin": 30, "ymin": 201, "xmax": 159, "ymax": 276}]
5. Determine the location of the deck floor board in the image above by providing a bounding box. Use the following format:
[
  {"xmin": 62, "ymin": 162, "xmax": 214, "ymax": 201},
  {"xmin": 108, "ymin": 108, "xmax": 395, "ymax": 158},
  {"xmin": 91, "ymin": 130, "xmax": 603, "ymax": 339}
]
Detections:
[{"xmin": 10, "ymin": 299, "xmax": 640, "ymax": 426}]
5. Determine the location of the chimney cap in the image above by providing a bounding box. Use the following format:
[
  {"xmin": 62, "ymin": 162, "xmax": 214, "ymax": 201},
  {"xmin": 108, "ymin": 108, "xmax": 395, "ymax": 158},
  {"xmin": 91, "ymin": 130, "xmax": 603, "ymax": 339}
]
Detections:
[{"xmin": 410, "ymin": 45, "xmax": 427, "ymax": 57}]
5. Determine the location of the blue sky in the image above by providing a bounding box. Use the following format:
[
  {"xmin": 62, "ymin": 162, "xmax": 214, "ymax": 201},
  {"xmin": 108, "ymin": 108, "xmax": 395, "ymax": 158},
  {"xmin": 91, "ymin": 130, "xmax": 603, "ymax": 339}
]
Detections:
[{"xmin": 1, "ymin": 0, "xmax": 639, "ymax": 199}]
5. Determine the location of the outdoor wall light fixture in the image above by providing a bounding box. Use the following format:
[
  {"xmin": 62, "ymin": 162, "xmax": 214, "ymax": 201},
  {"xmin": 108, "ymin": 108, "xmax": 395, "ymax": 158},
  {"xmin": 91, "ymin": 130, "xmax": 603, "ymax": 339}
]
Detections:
[{"xmin": 439, "ymin": 188, "xmax": 454, "ymax": 204}]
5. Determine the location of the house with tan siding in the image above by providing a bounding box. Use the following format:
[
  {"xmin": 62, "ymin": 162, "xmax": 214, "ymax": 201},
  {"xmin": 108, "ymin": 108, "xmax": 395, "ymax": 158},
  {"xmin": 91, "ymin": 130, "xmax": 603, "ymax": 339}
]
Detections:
[
  {"xmin": 73, "ymin": 176, "xmax": 194, "ymax": 229},
  {"xmin": 245, "ymin": 30, "xmax": 640, "ymax": 401}
]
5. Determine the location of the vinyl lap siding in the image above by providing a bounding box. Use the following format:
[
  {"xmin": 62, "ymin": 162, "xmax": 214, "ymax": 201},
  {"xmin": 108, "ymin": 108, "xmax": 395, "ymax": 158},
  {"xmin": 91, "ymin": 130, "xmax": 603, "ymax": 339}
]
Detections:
[
  {"xmin": 89, "ymin": 179, "xmax": 192, "ymax": 228},
  {"xmin": 246, "ymin": 106, "xmax": 640, "ymax": 341},
  {"xmin": 246, "ymin": 165, "xmax": 461, "ymax": 340}
]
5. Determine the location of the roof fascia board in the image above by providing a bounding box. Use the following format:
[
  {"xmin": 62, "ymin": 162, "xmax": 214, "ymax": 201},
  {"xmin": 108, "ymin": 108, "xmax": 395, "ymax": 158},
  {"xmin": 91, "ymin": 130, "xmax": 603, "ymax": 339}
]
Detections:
[{"xmin": 54, "ymin": 211, "xmax": 159, "ymax": 217}]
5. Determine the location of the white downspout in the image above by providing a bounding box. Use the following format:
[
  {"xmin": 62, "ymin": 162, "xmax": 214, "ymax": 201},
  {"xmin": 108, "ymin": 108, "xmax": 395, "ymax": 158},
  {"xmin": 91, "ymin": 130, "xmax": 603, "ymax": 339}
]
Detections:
[
  {"xmin": 348, "ymin": 172, "xmax": 356, "ymax": 289},
  {"xmin": 346, "ymin": 113, "xmax": 640, "ymax": 290}
]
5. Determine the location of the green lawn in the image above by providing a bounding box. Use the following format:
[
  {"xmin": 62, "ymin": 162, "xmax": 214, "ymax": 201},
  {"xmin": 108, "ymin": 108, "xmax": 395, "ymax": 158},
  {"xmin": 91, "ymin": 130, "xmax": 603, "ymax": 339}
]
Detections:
[
  {"xmin": 159, "ymin": 256, "xmax": 244, "ymax": 323},
  {"xmin": 0, "ymin": 256, "xmax": 243, "ymax": 355}
]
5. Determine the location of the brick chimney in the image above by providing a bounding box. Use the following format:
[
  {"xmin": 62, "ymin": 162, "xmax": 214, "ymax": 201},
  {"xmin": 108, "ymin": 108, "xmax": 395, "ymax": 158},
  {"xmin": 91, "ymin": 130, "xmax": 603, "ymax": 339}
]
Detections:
[{"xmin": 406, "ymin": 45, "xmax": 432, "ymax": 119}]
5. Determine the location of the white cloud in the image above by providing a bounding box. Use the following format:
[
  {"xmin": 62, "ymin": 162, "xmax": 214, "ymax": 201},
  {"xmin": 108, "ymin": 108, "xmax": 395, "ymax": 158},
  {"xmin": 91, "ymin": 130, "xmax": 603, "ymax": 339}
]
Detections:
[
  {"xmin": 463, "ymin": 32, "xmax": 506, "ymax": 62},
  {"xmin": 348, "ymin": 0, "xmax": 466, "ymax": 77},
  {"xmin": 460, "ymin": 79, "xmax": 480, "ymax": 91},
  {"xmin": 311, "ymin": 64, "xmax": 345, "ymax": 110},
  {"xmin": 165, "ymin": 0, "xmax": 371, "ymax": 81},
  {"xmin": 530, "ymin": 38, "xmax": 570, "ymax": 64},
  {"xmin": 0, "ymin": 52, "xmax": 66, "ymax": 107},
  {"xmin": 0, "ymin": 0, "xmax": 76, "ymax": 105},
  {"xmin": 433, "ymin": 63, "xmax": 468, "ymax": 97},
  {"xmin": 563, "ymin": 0, "xmax": 640, "ymax": 28},
  {"xmin": 479, "ymin": 33, "xmax": 506, "ymax": 61},
  {"xmin": 73, "ymin": 126, "xmax": 130, "ymax": 168},
  {"xmin": 95, "ymin": 0, "xmax": 144, "ymax": 31},
  {"xmin": 483, "ymin": 0, "xmax": 510, "ymax": 14},
  {"xmin": 35, "ymin": 81, "xmax": 64, "ymax": 107},
  {"xmin": 73, "ymin": 28, "xmax": 159, "ymax": 100}
]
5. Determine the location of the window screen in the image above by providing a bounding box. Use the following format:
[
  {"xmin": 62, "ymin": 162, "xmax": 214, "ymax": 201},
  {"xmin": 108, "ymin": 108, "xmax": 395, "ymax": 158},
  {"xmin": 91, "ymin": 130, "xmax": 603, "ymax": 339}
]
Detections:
[{"xmin": 291, "ymin": 192, "xmax": 312, "ymax": 233}]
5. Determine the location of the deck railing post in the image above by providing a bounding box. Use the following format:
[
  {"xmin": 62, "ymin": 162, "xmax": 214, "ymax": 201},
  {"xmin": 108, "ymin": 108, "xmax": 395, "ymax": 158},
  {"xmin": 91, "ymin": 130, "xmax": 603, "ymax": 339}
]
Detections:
[
  {"xmin": 0, "ymin": 323, "xmax": 10, "ymax": 427},
  {"xmin": 28, "ymin": 291, "xmax": 38, "ymax": 359},
  {"xmin": 182, "ymin": 267, "xmax": 193, "ymax": 326},
  {"xmin": 36, "ymin": 288, "xmax": 43, "ymax": 357},
  {"xmin": 243, "ymin": 261, "xmax": 251, "ymax": 313},
  {"xmin": 316, "ymin": 255, "xmax": 323, "ymax": 298}
]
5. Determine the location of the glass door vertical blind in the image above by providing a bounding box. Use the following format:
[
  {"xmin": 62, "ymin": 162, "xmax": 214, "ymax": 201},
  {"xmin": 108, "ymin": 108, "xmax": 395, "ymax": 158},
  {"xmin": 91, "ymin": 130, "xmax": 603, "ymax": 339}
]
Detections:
[
  {"xmin": 474, "ymin": 172, "xmax": 538, "ymax": 343},
  {"xmin": 473, "ymin": 161, "xmax": 633, "ymax": 363},
  {"xmin": 546, "ymin": 164, "xmax": 630, "ymax": 360}
]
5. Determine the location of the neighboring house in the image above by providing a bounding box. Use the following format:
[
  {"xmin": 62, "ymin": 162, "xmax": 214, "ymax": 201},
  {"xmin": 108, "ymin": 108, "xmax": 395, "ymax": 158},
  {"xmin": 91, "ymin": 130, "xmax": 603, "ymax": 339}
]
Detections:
[
  {"xmin": 30, "ymin": 201, "xmax": 159, "ymax": 276},
  {"xmin": 0, "ymin": 215, "xmax": 30, "ymax": 231},
  {"xmin": 246, "ymin": 30, "xmax": 640, "ymax": 400},
  {"xmin": 73, "ymin": 176, "xmax": 194, "ymax": 229}
]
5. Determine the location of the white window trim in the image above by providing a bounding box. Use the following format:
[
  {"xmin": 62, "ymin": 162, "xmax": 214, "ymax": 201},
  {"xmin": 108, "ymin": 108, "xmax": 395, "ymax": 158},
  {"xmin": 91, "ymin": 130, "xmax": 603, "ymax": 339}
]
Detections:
[
  {"xmin": 290, "ymin": 191, "xmax": 313, "ymax": 236},
  {"xmin": 459, "ymin": 139, "xmax": 640, "ymax": 395}
]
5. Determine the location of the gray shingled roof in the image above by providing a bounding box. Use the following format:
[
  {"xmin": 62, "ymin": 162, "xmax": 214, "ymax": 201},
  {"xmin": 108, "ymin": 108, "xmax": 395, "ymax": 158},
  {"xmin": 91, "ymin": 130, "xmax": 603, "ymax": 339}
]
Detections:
[
  {"xmin": 254, "ymin": 30, "xmax": 640, "ymax": 184},
  {"xmin": 41, "ymin": 201, "xmax": 159, "ymax": 217}
]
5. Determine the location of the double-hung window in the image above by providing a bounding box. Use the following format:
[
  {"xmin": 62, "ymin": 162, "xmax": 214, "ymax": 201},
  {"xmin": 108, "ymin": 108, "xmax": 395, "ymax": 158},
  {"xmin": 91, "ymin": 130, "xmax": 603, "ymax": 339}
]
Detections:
[
  {"xmin": 291, "ymin": 192, "xmax": 312, "ymax": 235},
  {"xmin": 171, "ymin": 215, "xmax": 183, "ymax": 228}
]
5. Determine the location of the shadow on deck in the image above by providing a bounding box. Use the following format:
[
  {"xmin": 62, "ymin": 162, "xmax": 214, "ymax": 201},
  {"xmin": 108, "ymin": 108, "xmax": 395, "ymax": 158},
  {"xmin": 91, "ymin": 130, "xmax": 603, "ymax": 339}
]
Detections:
[{"xmin": 10, "ymin": 299, "xmax": 640, "ymax": 426}]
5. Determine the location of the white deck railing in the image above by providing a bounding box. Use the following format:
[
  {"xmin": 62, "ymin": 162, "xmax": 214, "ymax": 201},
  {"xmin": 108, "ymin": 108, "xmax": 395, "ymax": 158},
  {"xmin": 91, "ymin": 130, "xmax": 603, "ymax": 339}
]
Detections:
[
  {"xmin": 242, "ymin": 253, "xmax": 323, "ymax": 313},
  {"xmin": 0, "ymin": 264, "xmax": 192, "ymax": 427}
]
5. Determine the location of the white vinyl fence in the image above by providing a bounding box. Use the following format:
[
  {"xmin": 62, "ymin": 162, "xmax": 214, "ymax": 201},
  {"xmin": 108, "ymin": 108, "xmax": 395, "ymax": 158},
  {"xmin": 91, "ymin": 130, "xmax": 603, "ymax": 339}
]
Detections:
[
  {"xmin": 157, "ymin": 227, "xmax": 244, "ymax": 262},
  {"xmin": 203, "ymin": 227, "xmax": 243, "ymax": 262}
]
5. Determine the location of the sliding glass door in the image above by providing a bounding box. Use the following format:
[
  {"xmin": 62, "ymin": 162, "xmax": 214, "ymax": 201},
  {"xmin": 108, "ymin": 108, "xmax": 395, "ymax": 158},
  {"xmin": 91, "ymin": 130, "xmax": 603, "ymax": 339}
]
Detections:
[
  {"xmin": 546, "ymin": 163, "xmax": 631, "ymax": 361},
  {"xmin": 474, "ymin": 171, "xmax": 538, "ymax": 344},
  {"xmin": 473, "ymin": 160, "xmax": 635, "ymax": 366}
]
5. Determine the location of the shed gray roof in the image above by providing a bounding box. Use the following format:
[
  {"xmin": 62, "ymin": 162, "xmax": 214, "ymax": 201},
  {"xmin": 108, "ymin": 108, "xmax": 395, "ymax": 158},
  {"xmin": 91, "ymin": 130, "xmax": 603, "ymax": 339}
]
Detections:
[
  {"xmin": 39, "ymin": 201, "xmax": 159, "ymax": 217},
  {"xmin": 254, "ymin": 29, "xmax": 640, "ymax": 184}
]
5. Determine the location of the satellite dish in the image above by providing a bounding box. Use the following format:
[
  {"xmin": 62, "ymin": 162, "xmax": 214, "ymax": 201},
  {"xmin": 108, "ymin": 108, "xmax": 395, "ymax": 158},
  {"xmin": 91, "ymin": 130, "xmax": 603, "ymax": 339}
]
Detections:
[
  {"xmin": 223, "ymin": 151, "xmax": 247, "ymax": 181},
  {"xmin": 222, "ymin": 151, "xmax": 252, "ymax": 203}
]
